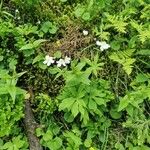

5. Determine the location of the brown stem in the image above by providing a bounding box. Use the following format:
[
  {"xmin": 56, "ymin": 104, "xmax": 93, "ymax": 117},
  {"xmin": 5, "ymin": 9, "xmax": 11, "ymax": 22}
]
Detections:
[{"xmin": 24, "ymin": 87, "xmax": 43, "ymax": 150}]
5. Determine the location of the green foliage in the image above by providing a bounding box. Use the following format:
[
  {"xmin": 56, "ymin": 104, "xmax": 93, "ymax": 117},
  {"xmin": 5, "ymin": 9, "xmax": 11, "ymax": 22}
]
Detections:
[
  {"xmin": 0, "ymin": 0, "xmax": 150, "ymax": 149},
  {"xmin": 105, "ymin": 13, "xmax": 128, "ymax": 33},
  {"xmin": 56, "ymin": 59, "xmax": 114, "ymax": 125},
  {"xmin": 109, "ymin": 49, "xmax": 136, "ymax": 75},
  {"xmin": 74, "ymin": 0, "xmax": 106, "ymax": 21},
  {"xmin": 41, "ymin": 21, "xmax": 58, "ymax": 34},
  {"xmin": 0, "ymin": 135, "xmax": 28, "ymax": 150},
  {"xmin": 0, "ymin": 69, "xmax": 26, "ymax": 137}
]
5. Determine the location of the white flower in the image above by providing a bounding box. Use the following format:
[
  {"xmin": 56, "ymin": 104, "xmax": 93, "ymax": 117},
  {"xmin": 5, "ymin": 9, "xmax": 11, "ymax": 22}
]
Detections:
[
  {"xmin": 96, "ymin": 40, "xmax": 102, "ymax": 46},
  {"xmin": 64, "ymin": 56, "xmax": 71, "ymax": 64},
  {"xmin": 83, "ymin": 30, "xmax": 88, "ymax": 36},
  {"xmin": 43, "ymin": 55, "xmax": 55, "ymax": 66},
  {"xmin": 96, "ymin": 41, "xmax": 110, "ymax": 51},
  {"xmin": 56, "ymin": 59, "xmax": 66, "ymax": 67},
  {"xmin": 15, "ymin": 9, "xmax": 19, "ymax": 13},
  {"xmin": 37, "ymin": 20, "xmax": 41, "ymax": 24}
]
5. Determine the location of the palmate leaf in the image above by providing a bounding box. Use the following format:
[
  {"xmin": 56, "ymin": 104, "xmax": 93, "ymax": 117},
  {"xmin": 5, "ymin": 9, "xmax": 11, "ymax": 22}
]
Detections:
[
  {"xmin": 46, "ymin": 137, "xmax": 62, "ymax": 150},
  {"xmin": 64, "ymin": 131, "xmax": 82, "ymax": 146},
  {"xmin": 84, "ymin": 54, "xmax": 104, "ymax": 77},
  {"xmin": 59, "ymin": 98, "xmax": 75, "ymax": 111}
]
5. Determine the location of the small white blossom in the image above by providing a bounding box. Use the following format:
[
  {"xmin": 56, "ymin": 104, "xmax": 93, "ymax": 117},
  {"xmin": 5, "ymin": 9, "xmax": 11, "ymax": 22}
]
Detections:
[
  {"xmin": 96, "ymin": 40, "xmax": 102, "ymax": 46},
  {"xmin": 43, "ymin": 55, "xmax": 55, "ymax": 66},
  {"xmin": 37, "ymin": 20, "xmax": 41, "ymax": 24},
  {"xmin": 83, "ymin": 30, "xmax": 88, "ymax": 36},
  {"xmin": 64, "ymin": 56, "xmax": 71, "ymax": 64},
  {"xmin": 15, "ymin": 9, "xmax": 19, "ymax": 13},
  {"xmin": 56, "ymin": 59, "xmax": 66, "ymax": 67},
  {"xmin": 96, "ymin": 41, "xmax": 110, "ymax": 51}
]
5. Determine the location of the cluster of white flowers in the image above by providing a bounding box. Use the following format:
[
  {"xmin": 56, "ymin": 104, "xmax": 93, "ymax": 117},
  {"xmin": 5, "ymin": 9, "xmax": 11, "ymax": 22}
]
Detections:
[
  {"xmin": 82, "ymin": 30, "xmax": 110, "ymax": 51},
  {"xmin": 83, "ymin": 30, "xmax": 89, "ymax": 36},
  {"xmin": 43, "ymin": 55, "xmax": 71, "ymax": 67},
  {"xmin": 96, "ymin": 41, "xmax": 110, "ymax": 51}
]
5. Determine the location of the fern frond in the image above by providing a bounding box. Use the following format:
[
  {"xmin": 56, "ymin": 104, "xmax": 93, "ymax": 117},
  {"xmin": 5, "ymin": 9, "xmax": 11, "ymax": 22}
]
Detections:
[
  {"xmin": 109, "ymin": 49, "xmax": 136, "ymax": 75},
  {"xmin": 105, "ymin": 14, "xmax": 128, "ymax": 33}
]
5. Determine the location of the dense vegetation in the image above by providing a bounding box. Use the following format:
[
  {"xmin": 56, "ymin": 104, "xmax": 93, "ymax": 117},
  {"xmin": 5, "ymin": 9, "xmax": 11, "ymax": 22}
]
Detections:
[{"xmin": 0, "ymin": 0, "xmax": 150, "ymax": 149}]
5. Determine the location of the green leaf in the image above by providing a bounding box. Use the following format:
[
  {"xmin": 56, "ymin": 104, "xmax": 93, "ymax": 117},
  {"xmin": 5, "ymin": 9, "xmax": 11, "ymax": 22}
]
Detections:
[
  {"xmin": 59, "ymin": 98, "xmax": 75, "ymax": 111},
  {"xmin": 84, "ymin": 138, "xmax": 92, "ymax": 148},
  {"xmin": 49, "ymin": 25, "xmax": 58, "ymax": 34},
  {"xmin": 135, "ymin": 73, "xmax": 148, "ymax": 83},
  {"xmin": 94, "ymin": 98, "xmax": 105, "ymax": 106},
  {"xmin": 74, "ymin": 6, "xmax": 85, "ymax": 18},
  {"xmin": 88, "ymin": 100, "xmax": 97, "ymax": 111},
  {"xmin": 52, "ymin": 137, "xmax": 62, "ymax": 150},
  {"xmin": 64, "ymin": 112, "xmax": 74, "ymax": 123},
  {"xmin": 41, "ymin": 21, "xmax": 52, "ymax": 33},
  {"xmin": 82, "ymin": 12, "xmax": 91, "ymax": 21},
  {"xmin": 12, "ymin": 136, "xmax": 25, "ymax": 148},
  {"xmin": 0, "ymin": 87, "xmax": 9, "ymax": 95},
  {"xmin": 71, "ymin": 101, "xmax": 79, "ymax": 117},
  {"xmin": 20, "ymin": 43, "xmax": 33, "ymax": 50},
  {"xmin": 2, "ymin": 142, "xmax": 12, "ymax": 149},
  {"xmin": 118, "ymin": 96, "xmax": 129, "ymax": 111},
  {"xmin": 36, "ymin": 128, "xmax": 44, "ymax": 137},
  {"xmin": 110, "ymin": 41, "xmax": 120, "ymax": 50},
  {"xmin": 43, "ymin": 130, "xmax": 53, "ymax": 142},
  {"xmin": 32, "ymin": 54, "xmax": 44, "ymax": 64},
  {"xmin": 110, "ymin": 108, "xmax": 122, "ymax": 119},
  {"xmin": 7, "ymin": 86, "xmax": 16, "ymax": 103},
  {"xmin": 61, "ymin": 0, "xmax": 67, "ymax": 2},
  {"xmin": 9, "ymin": 59, "xmax": 17, "ymax": 70},
  {"xmin": 41, "ymin": 21, "xmax": 58, "ymax": 34},
  {"xmin": 54, "ymin": 51, "xmax": 62, "ymax": 58},
  {"xmin": 0, "ymin": 56, "xmax": 3, "ymax": 61},
  {"xmin": 33, "ymin": 39, "xmax": 46, "ymax": 47},
  {"xmin": 136, "ymin": 49, "xmax": 150, "ymax": 55},
  {"xmin": 39, "ymin": 62, "xmax": 47, "ymax": 69},
  {"xmin": 16, "ymin": 71, "xmax": 27, "ymax": 78}
]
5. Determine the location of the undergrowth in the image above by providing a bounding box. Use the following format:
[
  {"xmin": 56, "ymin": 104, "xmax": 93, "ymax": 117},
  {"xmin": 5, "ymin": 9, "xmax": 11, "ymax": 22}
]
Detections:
[{"xmin": 0, "ymin": 0, "xmax": 150, "ymax": 150}]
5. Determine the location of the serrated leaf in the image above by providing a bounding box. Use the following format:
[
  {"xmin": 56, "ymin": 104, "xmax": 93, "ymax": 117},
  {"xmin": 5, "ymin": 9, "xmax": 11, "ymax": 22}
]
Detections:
[
  {"xmin": 59, "ymin": 98, "xmax": 75, "ymax": 111},
  {"xmin": 43, "ymin": 130, "xmax": 53, "ymax": 141},
  {"xmin": 136, "ymin": 49, "xmax": 150, "ymax": 55},
  {"xmin": 71, "ymin": 101, "xmax": 79, "ymax": 117},
  {"xmin": 118, "ymin": 96, "xmax": 129, "ymax": 111},
  {"xmin": 33, "ymin": 39, "xmax": 46, "ymax": 47},
  {"xmin": 20, "ymin": 43, "xmax": 33, "ymax": 50},
  {"xmin": 88, "ymin": 100, "xmax": 97, "ymax": 111},
  {"xmin": 32, "ymin": 54, "xmax": 44, "ymax": 64}
]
